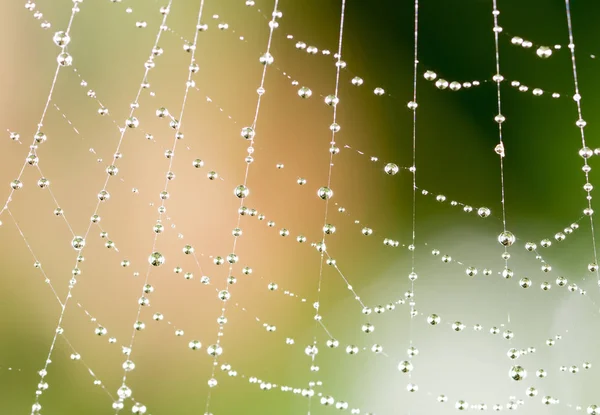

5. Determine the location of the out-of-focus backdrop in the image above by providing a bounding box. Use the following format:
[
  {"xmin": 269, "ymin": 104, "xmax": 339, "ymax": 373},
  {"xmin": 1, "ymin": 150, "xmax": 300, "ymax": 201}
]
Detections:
[{"xmin": 1, "ymin": 0, "xmax": 600, "ymax": 414}]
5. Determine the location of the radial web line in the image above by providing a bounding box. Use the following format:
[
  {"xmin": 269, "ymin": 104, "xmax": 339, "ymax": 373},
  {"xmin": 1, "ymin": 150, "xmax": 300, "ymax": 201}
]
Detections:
[
  {"xmin": 491, "ymin": 0, "xmax": 513, "ymax": 327},
  {"xmin": 564, "ymin": 0, "xmax": 600, "ymax": 286},
  {"xmin": 29, "ymin": 5, "xmax": 173, "ymax": 413},
  {"xmin": 407, "ymin": 0, "xmax": 420, "ymax": 398},
  {"xmin": 204, "ymin": 1, "xmax": 280, "ymax": 413},
  {"xmin": 307, "ymin": 1, "xmax": 347, "ymax": 414},
  {"xmin": 114, "ymin": 1, "xmax": 206, "ymax": 412},
  {"xmin": 0, "ymin": 4, "xmax": 79, "ymax": 217}
]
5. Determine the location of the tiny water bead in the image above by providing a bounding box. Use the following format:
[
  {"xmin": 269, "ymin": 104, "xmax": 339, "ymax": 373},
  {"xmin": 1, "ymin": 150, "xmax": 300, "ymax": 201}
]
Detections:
[
  {"xmin": 498, "ymin": 231, "xmax": 515, "ymax": 247},
  {"xmin": 323, "ymin": 224, "xmax": 336, "ymax": 234},
  {"xmin": 72, "ymin": 236, "xmax": 85, "ymax": 250},
  {"xmin": 10, "ymin": 180, "xmax": 23, "ymax": 190},
  {"xmin": 477, "ymin": 207, "xmax": 491, "ymax": 218},
  {"xmin": 536, "ymin": 46, "xmax": 553, "ymax": 58},
  {"xmin": 449, "ymin": 82, "xmax": 461, "ymax": 91},
  {"xmin": 435, "ymin": 79, "xmax": 449, "ymax": 89},
  {"xmin": 57, "ymin": 52, "xmax": 73, "ymax": 66},
  {"xmin": 241, "ymin": 127, "xmax": 255, "ymax": 140},
  {"xmin": 398, "ymin": 361, "xmax": 413, "ymax": 373},
  {"xmin": 507, "ymin": 348, "xmax": 520, "ymax": 360},
  {"xmin": 106, "ymin": 165, "xmax": 119, "ymax": 176},
  {"xmin": 346, "ymin": 345, "xmax": 359, "ymax": 355},
  {"xmin": 122, "ymin": 360, "xmax": 135, "ymax": 371},
  {"xmin": 97, "ymin": 190, "xmax": 110, "ymax": 201},
  {"xmin": 424, "ymin": 70, "xmax": 437, "ymax": 81},
  {"xmin": 148, "ymin": 252, "xmax": 165, "ymax": 266},
  {"xmin": 406, "ymin": 383, "xmax": 418, "ymax": 392},
  {"xmin": 455, "ymin": 401, "xmax": 468, "ymax": 410},
  {"xmin": 324, "ymin": 95, "xmax": 339, "ymax": 106},
  {"xmin": 95, "ymin": 326, "xmax": 107, "ymax": 336},
  {"xmin": 509, "ymin": 366, "xmax": 527, "ymax": 381},
  {"xmin": 519, "ymin": 278, "xmax": 532, "ymax": 288},
  {"xmin": 317, "ymin": 187, "xmax": 333, "ymax": 200},
  {"xmin": 384, "ymin": 163, "xmax": 399, "ymax": 175},
  {"xmin": 52, "ymin": 31, "xmax": 70, "ymax": 47},
  {"xmin": 495, "ymin": 143, "xmax": 505, "ymax": 157},
  {"xmin": 259, "ymin": 52, "xmax": 274, "ymax": 65},
  {"xmin": 351, "ymin": 76, "xmax": 363, "ymax": 86},
  {"xmin": 298, "ymin": 87, "xmax": 312, "ymax": 98},
  {"xmin": 234, "ymin": 185, "xmax": 249, "ymax": 198},
  {"xmin": 452, "ymin": 321, "xmax": 466, "ymax": 331},
  {"xmin": 427, "ymin": 314, "xmax": 441, "ymax": 325},
  {"xmin": 126, "ymin": 117, "xmax": 139, "ymax": 128}
]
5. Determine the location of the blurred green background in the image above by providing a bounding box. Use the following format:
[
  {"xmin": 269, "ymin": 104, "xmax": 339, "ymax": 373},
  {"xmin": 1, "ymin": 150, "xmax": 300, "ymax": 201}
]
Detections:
[{"xmin": 1, "ymin": 0, "xmax": 600, "ymax": 414}]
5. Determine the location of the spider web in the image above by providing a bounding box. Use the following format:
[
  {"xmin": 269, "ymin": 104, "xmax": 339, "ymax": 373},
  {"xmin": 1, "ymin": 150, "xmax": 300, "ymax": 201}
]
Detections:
[{"xmin": 1, "ymin": 0, "xmax": 599, "ymax": 414}]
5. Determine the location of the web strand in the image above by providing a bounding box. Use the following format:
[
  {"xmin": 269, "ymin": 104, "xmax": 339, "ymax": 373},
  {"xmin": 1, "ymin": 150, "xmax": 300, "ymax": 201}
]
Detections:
[
  {"xmin": 491, "ymin": 0, "xmax": 514, "ymax": 329},
  {"xmin": 307, "ymin": 1, "xmax": 347, "ymax": 413},
  {"xmin": 20, "ymin": 4, "xmax": 85, "ymax": 412},
  {"xmin": 6, "ymin": 1, "xmax": 600, "ymax": 413},
  {"xmin": 406, "ymin": 0, "xmax": 420, "ymax": 400},
  {"xmin": 0, "ymin": 4, "xmax": 79, "ymax": 218},
  {"xmin": 115, "ymin": 2, "xmax": 205, "ymax": 411},
  {"xmin": 492, "ymin": 1, "xmax": 508, "ymax": 235},
  {"xmin": 203, "ymin": 2, "xmax": 280, "ymax": 413},
  {"xmin": 564, "ymin": 0, "xmax": 600, "ymax": 285},
  {"xmin": 5, "ymin": 207, "xmax": 63, "ymax": 308},
  {"xmin": 29, "ymin": 4, "xmax": 173, "ymax": 413}
]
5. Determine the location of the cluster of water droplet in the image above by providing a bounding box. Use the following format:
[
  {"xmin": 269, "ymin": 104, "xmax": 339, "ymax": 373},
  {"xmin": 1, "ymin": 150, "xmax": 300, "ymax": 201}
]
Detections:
[{"xmin": 8, "ymin": 1, "xmax": 600, "ymax": 414}]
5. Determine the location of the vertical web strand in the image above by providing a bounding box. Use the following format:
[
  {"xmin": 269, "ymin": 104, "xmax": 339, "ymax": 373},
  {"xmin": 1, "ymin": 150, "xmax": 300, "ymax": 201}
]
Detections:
[
  {"xmin": 407, "ymin": 0, "xmax": 419, "ymax": 400},
  {"xmin": 203, "ymin": 2, "xmax": 280, "ymax": 414},
  {"xmin": 491, "ymin": 1, "xmax": 508, "ymax": 235},
  {"xmin": 26, "ymin": 4, "xmax": 84, "ymax": 413},
  {"xmin": 115, "ymin": 1, "xmax": 206, "ymax": 412},
  {"xmin": 492, "ymin": 2, "xmax": 507, "ymax": 234},
  {"xmin": 491, "ymin": 0, "xmax": 512, "ymax": 326},
  {"xmin": 564, "ymin": 0, "xmax": 600, "ymax": 285},
  {"xmin": 1, "ymin": 2, "xmax": 79, "ymax": 217},
  {"xmin": 30, "ymin": 4, "xmax": 173, "ymax": 414},
  {"xmin": 307, "ymin": 1, "xmax": 347, "ymax": 414}
]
